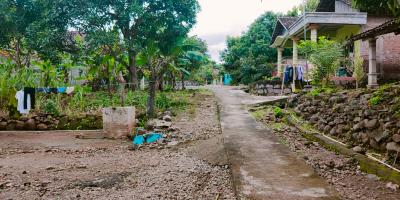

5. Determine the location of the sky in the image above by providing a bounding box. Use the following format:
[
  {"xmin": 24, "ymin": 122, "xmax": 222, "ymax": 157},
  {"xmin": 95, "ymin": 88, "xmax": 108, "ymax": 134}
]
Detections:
[{"xmin": 189, "ymin": 0, "xmax": 302, "ymax": 63}]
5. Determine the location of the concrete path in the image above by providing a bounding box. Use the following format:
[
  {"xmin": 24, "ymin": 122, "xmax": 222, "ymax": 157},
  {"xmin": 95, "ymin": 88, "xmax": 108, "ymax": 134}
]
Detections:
[{"xmin": 210, "ymin": 86, "xmax": 340, "ymax": 200}]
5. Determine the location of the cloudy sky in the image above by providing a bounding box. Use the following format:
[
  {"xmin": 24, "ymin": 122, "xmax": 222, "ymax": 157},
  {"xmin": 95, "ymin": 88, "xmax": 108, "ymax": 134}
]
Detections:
[{"xmin": 189, "ymin": 0, "xmax": 302, "ymax": 63}]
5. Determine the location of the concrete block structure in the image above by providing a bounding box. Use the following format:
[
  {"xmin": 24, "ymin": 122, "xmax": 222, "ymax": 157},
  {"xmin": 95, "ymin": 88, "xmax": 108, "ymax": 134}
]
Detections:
[{"xmin": 102, "ymin": 107, "xmax": 136, "ymax": 139}]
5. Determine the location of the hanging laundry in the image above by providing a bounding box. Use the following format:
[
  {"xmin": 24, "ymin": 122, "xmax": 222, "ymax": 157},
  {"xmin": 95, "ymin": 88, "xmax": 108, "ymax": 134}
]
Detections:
[
  {"xmin": 297, "ymin": 65, "xmax": 304, "ymax": 81},
  {"xmin": 57, "ymin": 87, "xmax": 67, "ymax": 93},
  {"xmin": 23, "ymin": 87, "xmax": 35, "ymax": 109},
  {"xmin": 36, "ymin": 88, "xmax": 58, "ymax": 94},
  {"xmin": 284, "ymin": 66, "xmax": 293, "ymax": 83},
  {"xmin": 66, "ymin": 87, "xmax": 75, "ymax": 94},
  {"xmin": 15, "ymin": 90, "xmax": 31, "ymax": 114}
]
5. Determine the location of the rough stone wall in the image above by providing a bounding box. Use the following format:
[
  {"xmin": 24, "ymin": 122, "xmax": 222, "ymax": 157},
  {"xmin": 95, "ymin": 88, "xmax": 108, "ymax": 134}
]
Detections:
[
  {"xmin": 0, "ymin": 114, "xmax": 102, "ymax": 131},
  {"xmin": 249, "ymin": 81, "xmax": 294, "ymax": 96},
  {"xmin": 360, "ymin": 16, "xmax": 400, "ymax": 80},
  {"xmin": 292, "ymin": 86, "xmax": 400, "ymax": 159}
]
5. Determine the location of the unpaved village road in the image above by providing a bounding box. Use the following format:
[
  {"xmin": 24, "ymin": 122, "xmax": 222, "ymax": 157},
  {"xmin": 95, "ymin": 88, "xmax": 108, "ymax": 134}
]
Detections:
[{"xmin": 0, "ymin": 92, "xmax": 236, "ymax": 200}]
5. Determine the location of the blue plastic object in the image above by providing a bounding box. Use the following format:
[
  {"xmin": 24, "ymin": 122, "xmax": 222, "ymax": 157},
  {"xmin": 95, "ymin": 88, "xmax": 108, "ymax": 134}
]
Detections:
[
  {"xmin": 146, "ymin": 133, "xmax": 163, "ymax": 144},
  {"xmin": 133, "ymin": 135, "xmax": 145, "ymax": 145}
]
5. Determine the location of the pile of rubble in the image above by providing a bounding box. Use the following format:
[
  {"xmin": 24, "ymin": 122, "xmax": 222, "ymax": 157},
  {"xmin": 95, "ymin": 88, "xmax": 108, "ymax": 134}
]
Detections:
[{"xmin": 132, "ymin": 111, "xmax": 192, "ymax": 149}]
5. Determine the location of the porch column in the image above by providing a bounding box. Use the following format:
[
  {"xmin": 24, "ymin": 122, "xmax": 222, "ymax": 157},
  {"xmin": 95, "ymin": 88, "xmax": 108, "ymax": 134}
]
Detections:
[
  {"xmin": 309, "ymin": 24, "xmax": 318, "ymax": 42},
  {"xmin": 368, "ymin": 38, "xmax": 379, "ymax": 89},
  {"xmin": 292, "ymin": 37, "xmax": 299, "ymax": 91},
  {"xmin": 277, "ymin": 47, "xmax": 283, "ymax": 77},
  {"xmin": 292, "ymin": 37, "xmax": 299, "ymax": 65}
]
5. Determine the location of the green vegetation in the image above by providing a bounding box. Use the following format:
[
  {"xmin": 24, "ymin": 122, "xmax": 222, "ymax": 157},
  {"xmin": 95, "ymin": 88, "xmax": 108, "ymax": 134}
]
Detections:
[
  {"xmin": 308, "ymin": 86, "xmax": 337, "ymax": 97},
  {"xmin": 36, "ymin": 89, "xmax": 192, "ymax": 117},
  {"xmin": 369, "ymin": 83, "xmax": 395, "ymax": 106},
  {"xmin": 273, "ymin": 107, "xmax": 283, "ymax": 118},
  {"xmin": 0, "ymin": 0, "xmax": 218, "ymax": 119},
  {"xmin": 251, "ymin": 109, "xmax": 269, "ymax": 121},
  {"xmin": 220, "ymin": 12, "xmax": 284, "ymax": 84},
  {"xmin": 42, "ymin": 99, "xmax": 60, "ymax": 116},
  {"xmin": 353, "ymin": 0, "xmax": 400, "ymax": 19},
  {"xmin": 352, "ymin": 56, "xmax": 365, "ymax": 90},
  {"xmin": 298, "ymin": 37, "xmax": 343, "ymax": 86}
]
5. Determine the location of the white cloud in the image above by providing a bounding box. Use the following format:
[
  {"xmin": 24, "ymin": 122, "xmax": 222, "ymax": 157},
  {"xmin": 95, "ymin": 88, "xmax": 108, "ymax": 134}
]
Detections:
[{"xmin": 190, "ymin": 0, "xmax": 302, "ymax": 62}]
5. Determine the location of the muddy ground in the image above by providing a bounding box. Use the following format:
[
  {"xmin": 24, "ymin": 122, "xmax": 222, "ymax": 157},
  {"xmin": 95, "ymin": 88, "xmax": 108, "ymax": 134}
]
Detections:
[
  {"xmin": 0, "ymin": 92, "xmax": 236, "ymax": 200},
  {"xmin": 251, "ymin": 106, "xmax": 400, "ymax": 200}
]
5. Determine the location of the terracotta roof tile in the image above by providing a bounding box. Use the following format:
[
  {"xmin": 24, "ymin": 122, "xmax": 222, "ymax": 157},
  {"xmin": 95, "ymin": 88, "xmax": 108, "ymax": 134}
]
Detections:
[{"xmin": 278, "ymin": 17, "xmax": 299, "ymax": 30}]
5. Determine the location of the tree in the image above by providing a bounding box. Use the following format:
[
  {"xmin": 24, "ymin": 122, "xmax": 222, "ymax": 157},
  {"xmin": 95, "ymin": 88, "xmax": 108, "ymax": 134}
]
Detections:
[
  {"xmin": 136, "ymin": 35, "xmax": 208, "ymax": 117},
  {"xmin": 221, "ymin": 11, "xmax": 281, "ymax": 84},
  {"xmin": 352, "ymin": 55, "xmax": 365, "ymax": 90},
  {"xmin": 352, "ymin": 0, "xmax": 400, "ymax": 18},
  {"xmin": 298, "ymin": 37, "xmax": 343, "ymax": 85},
  {"xmin": 300, "ymin": 0, "xmax": 320, "ymax": 12},
  {"xmin": 176, "ymin": 36, "xmax": 209, "ymax": 89},
  {"xmin": 0, "ymin": 0, "xmax": 75, "ymax": 67},
  {"xmin": 75, "ymin": 0, "xmax": 200, "ymax": 90}
]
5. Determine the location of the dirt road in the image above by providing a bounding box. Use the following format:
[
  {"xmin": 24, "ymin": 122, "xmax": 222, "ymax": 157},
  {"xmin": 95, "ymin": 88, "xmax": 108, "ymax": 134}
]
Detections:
[{"xmin": 0, "ymin": 92, "xmax": 235, "ymax": 200}]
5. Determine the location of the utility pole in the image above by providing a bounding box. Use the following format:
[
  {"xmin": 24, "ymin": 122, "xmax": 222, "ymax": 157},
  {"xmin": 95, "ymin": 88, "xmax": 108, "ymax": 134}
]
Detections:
[{"xmin": 303, "ymin": 0, "xmax": 309, "ymax": 85}]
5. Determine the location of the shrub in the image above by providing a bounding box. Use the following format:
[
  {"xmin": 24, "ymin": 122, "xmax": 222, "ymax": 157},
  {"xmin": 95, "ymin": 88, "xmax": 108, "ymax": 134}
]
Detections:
[
  {"xmin": 43, "ymin": 99, "xmax": 60, "ymax": 116},
  {"xmin": 273, "ymin": 107, "xmax": 283, "ymax": 118},
  {"xmin": 298, "ymin": 37, "xmax": 343, "ymax": 85},
  {"xmin": 309, "ymin": 86, "xmax": 337, "ymax": 97},
  {"xmin": 352, "ymin": 56, "xmax": 365, "ymax": 90},
  {"xmin": 369, "ymin": 83, "xmax": 393, "ymax": 106}
]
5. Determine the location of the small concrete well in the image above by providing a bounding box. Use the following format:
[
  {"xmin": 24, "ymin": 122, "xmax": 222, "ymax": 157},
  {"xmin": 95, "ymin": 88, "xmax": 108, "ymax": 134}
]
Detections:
[{"xmin": 102, "ymin": 107, "xmax": 136, "ymax": 139}]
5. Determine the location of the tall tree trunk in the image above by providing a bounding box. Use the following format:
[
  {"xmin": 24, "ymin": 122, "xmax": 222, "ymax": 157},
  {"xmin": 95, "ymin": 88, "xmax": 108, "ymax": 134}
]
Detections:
[
  {"xmin": 147, "ymin": 69, "xmax": 157, "ymax": 118},
  {"xmin": 128, "ymin": 51, "xmax": 138, "ymax": 90},
  {"xmin": 15, "ymin": 39, "xmax": 22, "ymax": 69},
  {"xmin": 171, "ymin": 73, "xmax": 176, "ymax": 91},
  {"xmin": 181, "ymin": 74, "xmax": 186, "ymax": 90}
]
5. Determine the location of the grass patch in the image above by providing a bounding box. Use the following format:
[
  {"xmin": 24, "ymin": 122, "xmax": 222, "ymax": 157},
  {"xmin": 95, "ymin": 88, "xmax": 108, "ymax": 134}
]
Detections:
[
  {"xmin": 250, "ymin": 109, "xmax": 268, "ymax": 121},
  {"xmin": 33, "ymin": 89, "xmax": 196, "ymax": 127}
]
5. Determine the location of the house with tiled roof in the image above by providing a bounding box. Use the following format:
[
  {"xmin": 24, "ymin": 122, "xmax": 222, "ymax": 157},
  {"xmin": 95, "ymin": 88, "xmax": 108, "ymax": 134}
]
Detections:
[{"xmin": 270, "ymin": 0, "xmax": 400, "ymax": 88}]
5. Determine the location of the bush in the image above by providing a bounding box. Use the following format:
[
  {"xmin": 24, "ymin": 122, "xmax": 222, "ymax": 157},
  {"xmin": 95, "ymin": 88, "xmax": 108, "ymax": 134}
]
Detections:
[
  {"xmin": 369, "ymin": 83, "xmax": 393, "ymax": 106},
  {"xmin": 273, "ymin": 107, "xmax": 283, "ymax": 118},
  {"xmin": 298, "ymin": 37, "xmax": 343, "ymax": 85},
  {"xmin": 43, "ymin": 99, "xmax": 60, "ymax": 116},
  {"xmin": 309, "ymin": 86, "xmax": 337, "ymax": 97}
]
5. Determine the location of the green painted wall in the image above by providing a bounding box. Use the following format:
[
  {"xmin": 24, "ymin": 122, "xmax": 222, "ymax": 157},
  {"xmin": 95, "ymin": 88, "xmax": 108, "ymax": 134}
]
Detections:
[{"xmin": 334, "ymin": 25, "xmax": 362, "ymax": 56}]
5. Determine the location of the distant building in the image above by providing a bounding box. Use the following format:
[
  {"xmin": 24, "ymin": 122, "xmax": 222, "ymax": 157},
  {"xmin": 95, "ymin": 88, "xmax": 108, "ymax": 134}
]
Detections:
[{"xmin": 270, "ymin": 0, "xmax": 400, "ymax": 88}]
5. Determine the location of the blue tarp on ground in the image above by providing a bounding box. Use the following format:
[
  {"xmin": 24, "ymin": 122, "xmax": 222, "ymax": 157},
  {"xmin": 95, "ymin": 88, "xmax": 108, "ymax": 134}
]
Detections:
[{"xmin": 133, "ymin": 133, "xmax": 163, "ymax": 145}]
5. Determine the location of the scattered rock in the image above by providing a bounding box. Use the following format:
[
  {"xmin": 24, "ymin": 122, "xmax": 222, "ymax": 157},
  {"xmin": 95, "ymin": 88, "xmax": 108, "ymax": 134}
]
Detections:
[
  {"xmin": 366, "ymin": 174, "xmax": 380, "ymax": 181},
  {"xmin": 393, "ymin": 134, "xmax": 400, "ymax": 143},
  {"xmin": 15, "ymin": 121, "xmax": 25, "ymax": 130},
  {"xmin": 37, "ymin": 123, "xmax": 48, "ymax": 131},
  {"xmin": 353, "ymin": 121, "xmax": 364, "ymax": 131},
  {"xmin": 167, "ymin": 141, "xmax": 179, "ymax": 147},
  {"xmin": 368, "ymin": 129, "xmax": 389, "ymax": 143},
  {"xmin": 364, "ymin": 119, "xmax": 378, "ymax": 130},
  {"xmin": 24, "ymin": 119, "xmax": 36, "ymax": 130},
  {"xmin": 147, "ymin": 119, "xmax": 172, "ymax": 129},
  {"xmin": 352, "ymin": 146, "xmax": 366, "ymax": 154},
  {"xmin": 386, "ymin": 182, "xmax": 399, "ymax": 191},
  {"xmin": 163, "ymin": 115, "xmax": 172, "ymax": 122},
  {"xmin": 0, "ymin": 121, "xmax": 6, "ymax": 130},
  {"xmin": 386, "ymin": 142, "xmax": 400, "ymax": 152}
]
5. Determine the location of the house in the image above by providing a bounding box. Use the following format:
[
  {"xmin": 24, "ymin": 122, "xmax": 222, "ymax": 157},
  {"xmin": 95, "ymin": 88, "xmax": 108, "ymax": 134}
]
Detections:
[{"xmin": 270, "ymin": 0, "xmax": 400, "ymax": 88}]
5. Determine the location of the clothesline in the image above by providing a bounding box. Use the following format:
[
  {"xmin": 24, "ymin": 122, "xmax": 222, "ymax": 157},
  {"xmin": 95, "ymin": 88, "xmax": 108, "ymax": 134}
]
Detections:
[{"xmin": 15, "ymin": 87, "xmax": 76, "ymax": 115}]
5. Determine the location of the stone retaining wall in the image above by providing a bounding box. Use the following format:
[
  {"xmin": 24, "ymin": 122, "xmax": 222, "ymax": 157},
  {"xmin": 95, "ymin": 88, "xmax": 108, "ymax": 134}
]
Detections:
[
  {"xmin": 249, "ymin": 80, "xmax": 313, "ymax": 96},
  {"xmin": 0, "ymin": 113, "xmax": 102, "ymax": 131},
  {"xmin": 249, "ymin": 80, "xmax": 292, "ymax": 96},
  {"xmin": 290, "ymin": 86, "xmax": 400, "ymax": 160}
]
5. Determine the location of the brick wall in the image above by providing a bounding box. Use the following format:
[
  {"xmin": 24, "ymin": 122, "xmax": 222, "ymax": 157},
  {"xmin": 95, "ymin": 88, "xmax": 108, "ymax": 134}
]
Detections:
[{"xmin": 360, "ymin": 16, "xmax": 400, "ymax": 80}]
